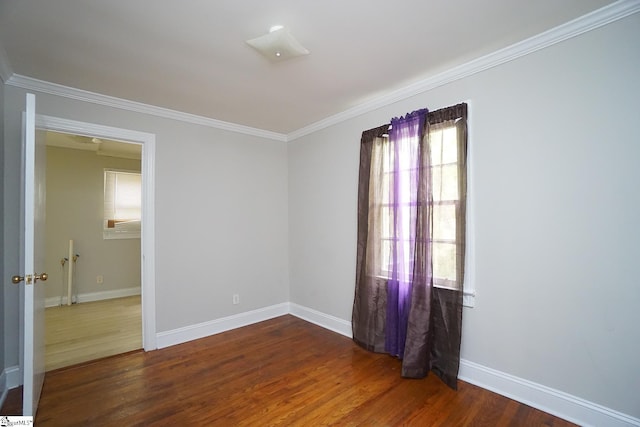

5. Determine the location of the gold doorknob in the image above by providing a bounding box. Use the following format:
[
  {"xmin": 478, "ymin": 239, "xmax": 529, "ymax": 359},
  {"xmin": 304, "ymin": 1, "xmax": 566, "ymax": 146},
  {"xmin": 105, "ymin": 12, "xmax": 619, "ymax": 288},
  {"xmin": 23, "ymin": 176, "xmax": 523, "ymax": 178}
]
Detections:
[
  {"xmin": 34, "ymin": 273, "xmax": 48, "ymax": 283},
  {"xmin": 12, "ymin": 275, "xmax": 24, "ymax": 284}
]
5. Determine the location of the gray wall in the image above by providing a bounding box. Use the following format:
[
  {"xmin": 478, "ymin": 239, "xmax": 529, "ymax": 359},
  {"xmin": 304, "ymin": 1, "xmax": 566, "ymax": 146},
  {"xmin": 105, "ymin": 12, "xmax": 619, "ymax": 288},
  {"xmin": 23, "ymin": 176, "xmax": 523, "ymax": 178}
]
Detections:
[
  {"xmin": 3, "ymin": 9, "xmax": 639, "ymax": 422},
  {"xmin": 288, "ymin": 13, "xmax": 640, "ymax": 418},
  {"xmin": 45, "ymin": 146, "xmax": 141, "ymax": 302},
  {"xmin": 3, "ymin": 86, "xmax": 290, "ymax": 368}
]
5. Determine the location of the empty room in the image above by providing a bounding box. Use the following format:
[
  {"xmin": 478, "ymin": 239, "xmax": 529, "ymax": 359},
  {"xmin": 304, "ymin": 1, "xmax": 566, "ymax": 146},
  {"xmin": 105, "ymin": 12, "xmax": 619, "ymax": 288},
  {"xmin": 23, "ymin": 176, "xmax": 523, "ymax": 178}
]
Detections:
[{"xmin": 1, "ymin": 1, "xmax": 639, "ymax": 426}]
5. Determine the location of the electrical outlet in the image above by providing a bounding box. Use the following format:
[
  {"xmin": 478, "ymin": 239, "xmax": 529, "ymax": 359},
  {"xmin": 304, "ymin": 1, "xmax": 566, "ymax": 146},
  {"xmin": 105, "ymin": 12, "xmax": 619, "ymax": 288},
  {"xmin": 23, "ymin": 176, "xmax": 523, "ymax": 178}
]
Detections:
[
  {"xmin": 232, "ymin": 294, "xmax": 240, "ymax": 305},
  {"xmin": 97, "ymin": 275, "xmax": 104, "ymax": 284}
]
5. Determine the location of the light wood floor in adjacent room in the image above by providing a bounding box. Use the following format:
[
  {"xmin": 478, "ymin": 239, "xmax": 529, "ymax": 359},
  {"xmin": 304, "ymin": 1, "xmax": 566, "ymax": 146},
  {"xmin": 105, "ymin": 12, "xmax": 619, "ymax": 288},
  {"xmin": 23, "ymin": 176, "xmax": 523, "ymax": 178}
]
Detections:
[
  {"xmin": 3, "ymin": 315, "xmax": 576, "ymax": 426},
  {"xmin": 45, "ymin": 295, "xmax": 142, "ymax": 371}
]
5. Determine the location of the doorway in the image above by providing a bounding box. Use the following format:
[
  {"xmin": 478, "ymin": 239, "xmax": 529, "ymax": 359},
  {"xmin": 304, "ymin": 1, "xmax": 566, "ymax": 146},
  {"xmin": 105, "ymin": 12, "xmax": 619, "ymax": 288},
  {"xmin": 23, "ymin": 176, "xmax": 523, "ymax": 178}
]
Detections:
[
  {"xmin": 35, "ymin": 114, "xmax": 157, "ymax": 355},
  {"xmin": 43, "ymin": 131, "xmax": 143, "ymax": 370}
]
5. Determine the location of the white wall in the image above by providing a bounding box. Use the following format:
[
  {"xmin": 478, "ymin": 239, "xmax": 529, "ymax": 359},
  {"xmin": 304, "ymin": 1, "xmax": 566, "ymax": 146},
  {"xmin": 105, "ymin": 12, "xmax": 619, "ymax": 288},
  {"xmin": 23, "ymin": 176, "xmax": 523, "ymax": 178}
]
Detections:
[
  {"xmin": 288, "ymin": 13, "xmax": 640, "ymax": 419},
  {"xmin": 44, "ymin": 146, "xmax": 141, "ymax": 302},
  {"xmin": 3, "ymin": 85, "xmax": 290, "ymax": 367}
]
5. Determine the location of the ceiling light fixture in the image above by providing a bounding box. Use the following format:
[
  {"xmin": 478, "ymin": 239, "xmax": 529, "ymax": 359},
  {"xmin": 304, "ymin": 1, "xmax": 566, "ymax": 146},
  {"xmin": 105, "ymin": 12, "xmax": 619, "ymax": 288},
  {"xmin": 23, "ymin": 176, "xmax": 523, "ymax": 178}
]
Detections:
[{"xmin": 246, "ymin": 26, "xmax": 309, "ymax": 62}]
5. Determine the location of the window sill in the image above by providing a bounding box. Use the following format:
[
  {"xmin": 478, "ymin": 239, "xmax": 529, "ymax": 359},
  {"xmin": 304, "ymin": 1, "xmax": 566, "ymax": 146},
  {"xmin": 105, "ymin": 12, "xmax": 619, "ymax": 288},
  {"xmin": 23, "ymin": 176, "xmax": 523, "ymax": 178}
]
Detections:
[
  {"xmin": 103, "ymin": 232, "xmax": 141, "ymax": 240},
  {"xmin": 374, "ymin": 273, "xmax": 475, "ymax": 308}
]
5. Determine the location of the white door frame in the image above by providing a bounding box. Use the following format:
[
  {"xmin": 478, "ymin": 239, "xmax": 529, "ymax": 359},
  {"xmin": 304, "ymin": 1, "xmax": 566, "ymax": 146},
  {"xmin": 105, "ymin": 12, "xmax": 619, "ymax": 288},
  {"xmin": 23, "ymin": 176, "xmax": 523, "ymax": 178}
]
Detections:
[{"xmin": 35, "ymin": 114, "xmax": 157, "ymax": 351}]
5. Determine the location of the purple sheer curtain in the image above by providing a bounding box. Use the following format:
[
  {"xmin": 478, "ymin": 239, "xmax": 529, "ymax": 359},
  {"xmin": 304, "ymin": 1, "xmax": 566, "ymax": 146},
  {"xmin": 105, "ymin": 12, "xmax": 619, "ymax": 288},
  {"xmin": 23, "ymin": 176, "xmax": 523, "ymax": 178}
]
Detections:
[{"xmin": 385, "ymin": 109, "xmax": 427, "ymax": 358}]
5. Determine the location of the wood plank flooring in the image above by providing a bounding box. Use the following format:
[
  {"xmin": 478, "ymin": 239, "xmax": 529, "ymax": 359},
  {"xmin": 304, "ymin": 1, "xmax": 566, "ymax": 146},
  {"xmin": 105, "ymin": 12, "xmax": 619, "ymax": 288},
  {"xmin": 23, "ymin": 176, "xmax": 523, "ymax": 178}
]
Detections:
[
  {"xmin": 2, "ymin": 315, "xmax": 576, "ymax": 426},
  {"xmin": 45, "ymin": 296, "xmax": 142, "ymax": 371}
]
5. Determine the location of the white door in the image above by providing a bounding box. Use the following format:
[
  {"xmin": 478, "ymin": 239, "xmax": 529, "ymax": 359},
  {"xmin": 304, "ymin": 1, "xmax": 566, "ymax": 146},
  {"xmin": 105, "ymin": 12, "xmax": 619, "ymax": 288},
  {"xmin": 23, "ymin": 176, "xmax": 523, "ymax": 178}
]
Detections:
[{"xmin": 17, "ymin": 93, "xmax": 48, "ymax": 416}]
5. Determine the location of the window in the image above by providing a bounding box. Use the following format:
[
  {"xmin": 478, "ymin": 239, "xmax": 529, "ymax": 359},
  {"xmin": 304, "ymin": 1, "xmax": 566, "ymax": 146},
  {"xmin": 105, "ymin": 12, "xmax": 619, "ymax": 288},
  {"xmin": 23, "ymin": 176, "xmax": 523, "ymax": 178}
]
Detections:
[
  {"xmin": 378, "ymin": 123, "xmax": 460, "ymax": 286},
  {"xmin": 354, "ymin": 105, "xmax": 471, "ymax": 386},
  {"xmin": 373, "ymin": 106, "xmax": 474, "ymax": 306},
  {"xmin": 430, "ymin": 123, "xmax": 463, "ymax": 289},
  {"xmin": 103, "ymin": 169, "xmax": 141, "ymax": 239}
]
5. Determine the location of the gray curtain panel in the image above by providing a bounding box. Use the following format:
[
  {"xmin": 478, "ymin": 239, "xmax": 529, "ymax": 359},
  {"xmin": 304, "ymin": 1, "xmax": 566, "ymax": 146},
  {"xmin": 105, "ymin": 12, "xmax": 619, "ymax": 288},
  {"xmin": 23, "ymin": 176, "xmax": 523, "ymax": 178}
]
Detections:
[{"xmin": 353, "ymin": 124, "xmax": 390, "ymax": 354}]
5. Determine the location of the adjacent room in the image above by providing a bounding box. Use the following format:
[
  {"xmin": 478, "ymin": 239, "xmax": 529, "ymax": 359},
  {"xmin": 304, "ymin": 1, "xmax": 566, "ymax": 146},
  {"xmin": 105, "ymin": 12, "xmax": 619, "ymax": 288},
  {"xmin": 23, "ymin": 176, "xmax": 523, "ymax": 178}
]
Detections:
[
  {"xmin": 1, "ymin": 1, "xmax": 639, "ymax": 426},
  {"xmin": 43, "ymin": 132, "xmax": 142, "ymax": 371}
]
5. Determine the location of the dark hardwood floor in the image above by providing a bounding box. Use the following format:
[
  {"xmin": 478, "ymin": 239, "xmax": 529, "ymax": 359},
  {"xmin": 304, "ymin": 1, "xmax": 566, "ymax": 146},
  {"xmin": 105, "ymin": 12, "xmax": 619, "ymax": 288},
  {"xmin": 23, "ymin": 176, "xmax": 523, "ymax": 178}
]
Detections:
[{"xmin": 2, "ymin": 315, "xmax": 576, "ymax": 426}]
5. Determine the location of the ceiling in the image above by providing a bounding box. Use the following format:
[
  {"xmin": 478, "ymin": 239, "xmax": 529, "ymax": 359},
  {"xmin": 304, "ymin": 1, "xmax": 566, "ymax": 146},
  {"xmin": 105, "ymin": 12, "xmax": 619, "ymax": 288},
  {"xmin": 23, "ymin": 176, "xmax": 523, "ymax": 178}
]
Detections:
[
  {"xmin": 0, "ymin": 0, "xmax": 616, "ymax": 135},
  {"xmin": 46, "ymin": 131, "xmax": 142, "ymax": 160}
]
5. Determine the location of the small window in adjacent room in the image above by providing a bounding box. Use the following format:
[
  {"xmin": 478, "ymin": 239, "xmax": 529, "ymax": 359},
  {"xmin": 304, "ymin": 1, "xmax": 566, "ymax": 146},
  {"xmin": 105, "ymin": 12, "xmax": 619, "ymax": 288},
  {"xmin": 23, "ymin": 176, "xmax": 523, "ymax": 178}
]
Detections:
[{"xmin": 103, "ymin": 169, "xmax": 141, "ymax": 239}]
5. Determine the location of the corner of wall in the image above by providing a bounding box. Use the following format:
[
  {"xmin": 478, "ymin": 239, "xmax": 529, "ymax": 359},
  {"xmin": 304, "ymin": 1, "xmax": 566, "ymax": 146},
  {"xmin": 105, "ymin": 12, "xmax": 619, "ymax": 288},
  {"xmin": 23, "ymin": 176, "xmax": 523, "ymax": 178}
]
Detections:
[
  {"xmin": 0, "ymin": 41, "xmax": 14, "ymax": 84},
  {"xmin": 1, "ymin": 66, "xmax": 7, "ymax": 384},
  {"xmin": 0, "ymin": 369, "xmax": 6, "ymax": 410}
]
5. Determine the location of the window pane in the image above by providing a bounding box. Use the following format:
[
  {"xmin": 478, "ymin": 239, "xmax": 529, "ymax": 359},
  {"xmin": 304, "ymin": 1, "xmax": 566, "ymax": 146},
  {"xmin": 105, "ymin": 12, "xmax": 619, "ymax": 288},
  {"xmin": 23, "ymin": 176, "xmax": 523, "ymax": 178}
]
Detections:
[
  {"xmin": 381, "ymin": 206, "xmax": 392, "ymax": 239},
  {"xmin": 433, "ymin": 204, "xmax": 456, "ymax": 241},
  {"xmin": 432, "ymin": 164, "xmax": 458, "ymax": 202},
  {"xmin": 430, "ymin": 129, "xmax": 444, "ymax": 165},
  {"xmin": 381, "ymin": 139, "xmax": 392, "ymax": 174},
  {"xmin": 114, "ymin": 173, "xmax": 141, "ymax": 220},
  {"xmin": 441, "ymin": 126, "xmax": 458, "ymax": 164},
  {"xmin": 381, "ymin": 172, "xmax": 390, "ymax": 204},
  {"xmin": 433, "ymin": 242, "xmax": 456, "ymax": 281},
  {"xmin": 382, "ymin": 239, "xmax": 392, "ymax": 276},
  {"xmin": 430, "ymin": 126, "xmax": 457, "ymax": 166}
]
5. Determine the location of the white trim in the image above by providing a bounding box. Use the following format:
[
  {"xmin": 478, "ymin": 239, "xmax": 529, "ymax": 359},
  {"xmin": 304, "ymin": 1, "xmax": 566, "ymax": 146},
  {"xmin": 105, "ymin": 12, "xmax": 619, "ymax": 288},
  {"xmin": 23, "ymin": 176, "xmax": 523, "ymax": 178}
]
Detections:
[
  {"xmin": 0, "ymin": 369, "xmax": 6, "ymax": 408},
  {"xmin": 36, "ymin": 115, "xmax": 153, "ymax": 145},
  {"xmin": 463, "ymin": 98, "xmax": 476, "ymax": 308},
  {"xmin": 289, "ymin": 303, "xmax": 353, "ymax": 338},
  {"xmin": 0, "ymin": 367, "xmax": 21, "ymax": 404},
  {"xmin": 8, "ymin": 74, "xmax": 287, "ymax": 142},
  {"xmin": 0, "ymin": 40, "xmax": 13, "ymax": 83},
  {"xmin": 45, "ymin": 287, "xmax": 141, "ymax": 308},
  {"xmin": 34, "ymin": 114, "xmax": 158, "ymax": 351},
  {"xmin": 286, "ymin": 0, "xmax": 640, "ymax": 141},
  {"xmin": 459, "ymin": 359, "xmax": 640, "ymax": 427},
  {"xmin": 5, "ymin": 366, "xmax": 21, "ymax": 389},
  {"xmin": 155, "ymin": 303, "xmax": 290, "ymax": 349},
  {"xmin": 140, "ymin": 133, "xmax": 157, "ymax": 351}
]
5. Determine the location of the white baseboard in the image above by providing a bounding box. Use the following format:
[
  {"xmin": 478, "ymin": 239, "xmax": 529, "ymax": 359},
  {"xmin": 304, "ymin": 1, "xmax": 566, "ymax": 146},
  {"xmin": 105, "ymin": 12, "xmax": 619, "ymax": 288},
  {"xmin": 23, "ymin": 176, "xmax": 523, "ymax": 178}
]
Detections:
[
  {"xmin": 4, "ymin": 365, "xmax": 21, "ymax": 389},
  {"xmin": 0, "ymin": 369, "xmax": 6, "ymax": 410},
  {"xmin": 289, "ymin": 303, "xmax": 352, "ymax": 338},
  {"xmin": 458, "ymin": 359, "xmax": 640, "ymax": 427},
  {"xmin": 155, "ymin": 303, "xmax": 290, "ymax": 349},
  {"xmin": 1, "ymin": 366, "xmax": 22, "ymax": 408},
  {"xmin": 0, "ymin": 366, "xmax": 20, "ymax": 409},
  {"xmin": 45, "ymin": 287, "xmax": 141, "ymax": 308}
]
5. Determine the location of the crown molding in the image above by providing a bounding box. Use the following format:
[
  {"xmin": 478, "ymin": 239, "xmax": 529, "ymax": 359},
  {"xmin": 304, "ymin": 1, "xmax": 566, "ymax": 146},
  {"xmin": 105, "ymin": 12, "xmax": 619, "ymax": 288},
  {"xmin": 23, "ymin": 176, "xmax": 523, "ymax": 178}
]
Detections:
[
  {"xmin": 4, "ymin": 1, "xmax": 638, "ymax": 143},
  {"xmin": 0, "ymin": 41, "xmax": 14, "ymax": 83},
  {"xmin": 287, "ymin": 0, "xmax": 640, "ymax": 142},
  {"xmin": 6, "ymin": 74, "xmax": 288, "ymax": 142}
]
